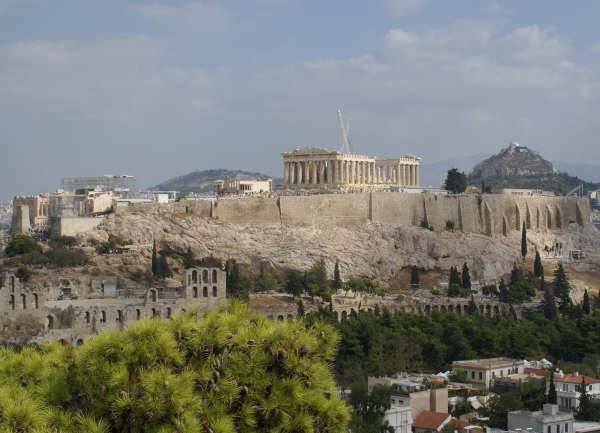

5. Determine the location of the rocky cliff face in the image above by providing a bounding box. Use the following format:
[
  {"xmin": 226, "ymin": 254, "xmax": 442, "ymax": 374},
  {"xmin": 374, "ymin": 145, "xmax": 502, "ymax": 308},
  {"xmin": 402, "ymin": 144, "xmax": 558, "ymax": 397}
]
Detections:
[
  {"xmin": 470, "ymin": 142, "xmax": 557, "ymax": 179},
  {"xmin": 86, "ymin": 213, "xmax": 600, "ymax": 291}
]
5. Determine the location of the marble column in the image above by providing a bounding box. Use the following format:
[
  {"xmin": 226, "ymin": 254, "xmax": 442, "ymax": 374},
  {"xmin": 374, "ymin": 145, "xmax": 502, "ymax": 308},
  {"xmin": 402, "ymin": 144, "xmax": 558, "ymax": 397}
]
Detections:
[
  {"xmin": 415, "ymin": 165, "xmax": 419, "ymax": 186},
  {"xmin": 311, "ymin": 162, "xmax": 316, "ymax": 184},
  {"xmin": 296, "ymin": 162, "xmax": 302, "ymax": 184},
  {"xmin": 283, "ymin": 162, "xmax": 288, "ymax": 185},
  {"xmin": 320, "ymin": 161, "xmax": 326, "ymax": 185}
]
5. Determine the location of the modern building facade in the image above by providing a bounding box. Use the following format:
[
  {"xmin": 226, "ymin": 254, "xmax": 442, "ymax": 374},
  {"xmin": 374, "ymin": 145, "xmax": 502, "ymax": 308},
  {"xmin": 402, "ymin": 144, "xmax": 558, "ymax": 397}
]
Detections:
[
  {"xmin": 509, "ymin": 404, "xmax": 573, "ymax": 433},
  {"xmin": 452, "ymin": 358, "xmax": 525, "ymax": 390}
]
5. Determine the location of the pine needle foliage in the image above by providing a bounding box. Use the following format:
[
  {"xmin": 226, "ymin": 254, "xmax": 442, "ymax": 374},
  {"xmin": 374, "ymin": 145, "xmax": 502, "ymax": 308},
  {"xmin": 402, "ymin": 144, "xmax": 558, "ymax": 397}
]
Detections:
[{"xmin": 0, "ymin": 301, "xmax": 350, "ymax": 433}]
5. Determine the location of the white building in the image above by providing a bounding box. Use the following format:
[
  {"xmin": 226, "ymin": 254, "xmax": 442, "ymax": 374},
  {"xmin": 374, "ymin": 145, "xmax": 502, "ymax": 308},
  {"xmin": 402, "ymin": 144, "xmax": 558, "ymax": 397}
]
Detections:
[
  {"xmin": 547, "ymin": 370, "xmax": 600, "ymax": 410},
  {"xmin": 452, "ymin": 358, "xmax": 525, "ymax": 390},
  {"xmin": 509, "ymin": 404, "xmax": 573, "ymax": 433},
  {"xmin": 384, "ymin": 404, "xmax": 413, "ymax": 433}
]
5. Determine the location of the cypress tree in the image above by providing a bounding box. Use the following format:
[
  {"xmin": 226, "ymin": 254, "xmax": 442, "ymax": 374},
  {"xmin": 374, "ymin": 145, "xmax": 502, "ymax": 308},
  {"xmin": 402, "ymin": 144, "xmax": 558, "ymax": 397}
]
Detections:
[
  {"xmin": 333, "ymin": 259, "xmax": 342, "ymax": 291},
  {"xmin": 542, "ymin": 276, "xmax": 557, "ymax": 320},
  {"xmin": 583, "ymin": 289, "xmax": 591, "ymax": 315},
  {"xmin": 521, "ymin": 223, "xmax": 527, "ymax": 260},
  {"xmin": 534, "ymin": 250, "xmax": 544, "ymax": 278},
  {"xmin": 499, "ymin": 278, "xmax": 509, "ymax": 303},
  {"xmin": 553, "ymin": 263, "xmax": 572, "ymax": 313},
  {"xmin": 183, "ymin": 246, "xmax": 195, "ymax": 269},
  {"xmin": 461, "ymin": 263, "xmax": 471, "ymax": 290},
  {"xmin": 578, "ymin": 375, "xmax": 592, "ymax": 420},
  {"xmin": 151, "ymin": 240, "xmax": 157, "ymax": 276},
  {"xmin": 410, "ymin": 266, "xmax": 420, "ymax": 289},
  {"xmin": 449, "ymin": 266, "xmax": 460, "ymax": 286},
  {"xmin": 297, "ymin": 299, "xmax": 305, "ymax": 317},
  {"xmin": 548, "ymin": 370, "xmax": 557, "ymax": 404}
]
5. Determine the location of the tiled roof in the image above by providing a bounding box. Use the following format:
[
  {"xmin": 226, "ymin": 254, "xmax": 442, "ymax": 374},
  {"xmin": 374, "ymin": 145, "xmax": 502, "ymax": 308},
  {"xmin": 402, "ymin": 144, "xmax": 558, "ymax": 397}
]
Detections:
[
  {"xmin": 552, "ymin": 374, "xmax": 600, "ymax": 385},
  {"xmin": 447, "ymin": 419, "xmax": 469, "ymax": 432},
  {"xmin": 412, "ymin": 411, "xmax": 452, "ymax": 430}
]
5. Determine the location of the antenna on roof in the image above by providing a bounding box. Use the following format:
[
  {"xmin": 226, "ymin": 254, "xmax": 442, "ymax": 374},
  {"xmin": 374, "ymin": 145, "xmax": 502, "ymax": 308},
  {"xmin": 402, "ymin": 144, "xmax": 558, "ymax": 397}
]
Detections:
[{"xmin": 337, "ymin": 108, "xmax": 352, "ymax": 154}]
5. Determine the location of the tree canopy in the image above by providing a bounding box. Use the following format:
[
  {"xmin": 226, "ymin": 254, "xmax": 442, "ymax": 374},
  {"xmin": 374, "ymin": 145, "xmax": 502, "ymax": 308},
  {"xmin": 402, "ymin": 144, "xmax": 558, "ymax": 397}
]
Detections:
[
  {"xmin": 444, "ymin": 169, "xmax": 467, "ymax": 194},
  {"xmin": 0, "ymin": 302, "xmax": 349, "ymax": 433}
]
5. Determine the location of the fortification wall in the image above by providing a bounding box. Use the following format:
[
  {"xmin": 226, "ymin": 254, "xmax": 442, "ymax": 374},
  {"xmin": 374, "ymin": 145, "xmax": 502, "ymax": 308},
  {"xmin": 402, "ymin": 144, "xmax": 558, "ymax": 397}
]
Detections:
[
  {"xmin": 112, "ymin": 193, "xmax": 590, "ymax": 236},
  {"xmin": 56, "ymin": 217, "xmax": 103, "ymax": 237},
  {"xmin": 213, "ymin": 198, "xmax": 280, "ymax": 225},
  {"xmin": 280, "ymin": 193, "xmax": 370, "ymax": 227}
]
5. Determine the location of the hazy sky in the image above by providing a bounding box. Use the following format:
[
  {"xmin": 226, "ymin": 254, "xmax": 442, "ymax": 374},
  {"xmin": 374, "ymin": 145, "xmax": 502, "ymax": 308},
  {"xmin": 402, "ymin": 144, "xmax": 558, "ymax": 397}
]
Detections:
[{"xmin": 1, "ymin": 0, "xmax": 600, "ymax": 199}]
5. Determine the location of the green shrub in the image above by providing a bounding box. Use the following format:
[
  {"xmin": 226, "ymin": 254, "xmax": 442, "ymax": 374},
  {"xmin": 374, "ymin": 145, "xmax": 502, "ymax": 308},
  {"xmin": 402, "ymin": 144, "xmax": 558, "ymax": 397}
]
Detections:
[
  {"xmin": 419, "ymin": 219, "xmax": 433, "ymax": 231},
  {"xmin": 46, "ymin": 247, "xmax": 88, "ymax": 267},
  {"xmin": 50, "ymin": 235, "xmax": 77, "ymax": 248},
  {"xmin": 16, "ymin": 265, "xmax": 32, "ymax": 282},
  {"xmin": 5, "ymin": 234, "xmax": 41, "ymax": 257},
  {"xmin": 21, "ymin": 250, "xmax": 49, "ymax": 265},
  {"xmin": 445, "ymin": 220, "xmax": 455, "ymax": 231},
  {"xmin": 0, "ymin": 302, "xmax": 350, "ymax": 433}
]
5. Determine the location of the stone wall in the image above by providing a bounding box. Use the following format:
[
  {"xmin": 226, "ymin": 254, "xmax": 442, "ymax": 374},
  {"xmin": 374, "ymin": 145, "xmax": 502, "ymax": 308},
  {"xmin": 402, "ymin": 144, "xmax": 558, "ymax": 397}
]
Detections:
[
  {"xmin": 53, "ymin": 216, "xmax": 104, "ymax": 237},
  {"xmin": 108, "ymin": 193, "xmax": 591, "ymax": 236}
]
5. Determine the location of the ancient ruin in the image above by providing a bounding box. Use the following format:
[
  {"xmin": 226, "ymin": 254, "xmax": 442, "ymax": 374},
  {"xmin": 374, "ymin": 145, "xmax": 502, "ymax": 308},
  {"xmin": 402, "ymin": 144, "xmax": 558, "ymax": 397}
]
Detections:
[
  {"xmin": 0, "ymin": 266, "xmax": 226, "ymax": 345},
  {"xmin": 282, "ymin": 147, "xmax": 421, "ymax": 190}
]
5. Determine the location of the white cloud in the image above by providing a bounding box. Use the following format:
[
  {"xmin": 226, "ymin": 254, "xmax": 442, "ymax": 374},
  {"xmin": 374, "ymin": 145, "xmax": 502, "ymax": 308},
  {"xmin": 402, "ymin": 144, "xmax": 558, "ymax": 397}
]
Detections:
[
  {"xmin": 380, "ymin": 0, "xmax": 425, "ymax": 16},
  {"xmin": 385, "ymin": 29, "xmax": 418, "ymax": 45},
  {"xmin": 132, "ymin": 1, "xmax": 228, "ymax": 27},
  {"xmin": 484, "ymin": 2, "xmax": 512, "ymax": 15}
]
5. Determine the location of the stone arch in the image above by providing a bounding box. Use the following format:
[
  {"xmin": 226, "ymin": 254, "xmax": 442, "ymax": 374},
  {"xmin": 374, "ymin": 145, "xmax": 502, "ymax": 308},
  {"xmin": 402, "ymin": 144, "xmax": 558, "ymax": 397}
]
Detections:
[
  {"xmin": 212, "ymin": 286, "xmax": 217, "ymax": 297},
  {"xmin": 84, "ymin": 311, "xmax": 90, "ymax": 324},
  {"xmin": 463, "ymin": 304, "xmax": 469, "ymax": 313},
  {"xmin": 202, "ymin": 270, "xmax": 208, "ymax": 282},
  {"xmin": 150, "ymin": 289, "xmax": 157, "ymax": 302},
  {"xmin": 8, "ymin": 294, "xmax": 14, "ymax": 310},
  {"xmin": 46, "ymin": 315, "xmax": 54, "ymax": 330},
  {"xmin": 494, "ymin": 305, "xmax": 500, "ymax": 315},
  {"xmin": 555, "ymin": 206, "xmax": 562, "ymax": 229},
  {"xmin": 526, "ymin": 205, "xmax": 532, "ymax": 229},
  {"xmin": 448, "ymin": 305, "xmax": 454, "ymax": 313},
  {"xmin": 483, "ymin": 203, "xmax": 493, "ymax": 236},
  {"xmin": 59, "ymin": 339, "xmax": 68, "ymax": 345},
  {"xmin": 136, "ymin": 309, "xmax": 141, "ymax": 320},
  {"xmin": 277, "ymin": 315, "xmax": 284, "ymax": 321},
  {"xmin": 486, "ymin": 305, "xmax": 492, "ymax": 316},
  {"xmin": 287, "ymin": 314, "xmax": 294, "ymax": 321},
  {"xmin": 33, "ymin": 294, "xmax": 38, "ymax": 309},
  {"xmin": 100, "ymin": 311, "xmax": 106, "ymax": 323},
  {"xmin": 116, "ymin": 310, "xmax": 123, "ymax": 323},
  {"xmin": 193, "ymin": 287, "xmax": 198, "ymax": 298},
  {"xmin": 441, "ymin": 305, "xmax": 447, "ymax": 313},
  {"xmin": 478, "ymin": 305, "xmax": 484, "ymax": 314},
  {"xmin": 9, "ymin": 276, "xmax": 15, "ymax": 291},
  {"xmin": 20, "ymin": 294, "xmax": 26, "ymax": 309},
  {"xmin": 192, "ymin": 270, "xmax": 197, "ymax": 283},
  {"xmin": 341, "ymin": 311, "xmax": 347, "ymax": 321},
  {"xmin": 546, "ymin": 206, "xmax": 553, "ymax": 230},
  {"xmin": 167, "ymin": 307, "xmax": 172, "ymax": 318},
  {"xmin": 76, "ymin": 338, "xmax": 84, "ymax": 346},
  {"xmin": 536, "ymin": 208, "xmax": 540, "ymax": 231},
  {"xmin": 425, "ymin": 305, "xmax": 431, "ymax": 315},
  {"xmin": 203, "ymin": 286, "xmax": 208, "ymax": 297},
  {"xmin": 515, "ymin": 205, "xmax": 521, "ymax": 231},
  {"xmin": 212, "ymin": 269, "xmax": 217, "ymax": 283},
  {"xmin": 456, "ymin": 305, "xmax": 462, "ymax": 314}
]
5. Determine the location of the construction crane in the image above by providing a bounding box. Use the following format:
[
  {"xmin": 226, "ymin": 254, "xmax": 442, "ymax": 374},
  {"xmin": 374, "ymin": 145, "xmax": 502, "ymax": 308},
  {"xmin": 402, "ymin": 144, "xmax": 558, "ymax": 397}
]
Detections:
[
  {"xmin": 337, "ymin": 108, "xmax": 352, "ymax": 154},
  {"xmin": 566, "ymin": 184, "xmax": 584, "ymax": 197}
]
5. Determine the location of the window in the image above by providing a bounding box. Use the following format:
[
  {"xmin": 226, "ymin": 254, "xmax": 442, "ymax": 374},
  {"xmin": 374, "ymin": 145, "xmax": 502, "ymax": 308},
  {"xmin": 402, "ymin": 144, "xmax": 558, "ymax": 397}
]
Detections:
[
  {"xmin": 46, "ymin": 315, "xmax": 54, "ymax": 330},
  {"xmin": 167, "ymin": 307, "xmax": 172, "ymax": 318},
  {"xmin": 136, "ymin": 309, "xmax": 141, "ymax": 320},
  {"xmin": 212, "ymin": 270, "xmax": 217, "ymax": 283},
  {"xmin": 565, "ymin": 424, "xmax": 568, "ymax": 433},
  {"xmin": 193, "ymin": 287, "xmax": 198, "ymax": 298},
  {"xmin": 100, "ymin": 311, "xmax": 106, "ymax": 323},
  {"xmin": 563, "ymin": 384, "xmax": 568, "ymax": 392},
  {"xmin": 9, "ymin": 295, "xmax": 14, "ymax": 310},
  {"xmin": 192, "ymin": 270, "xmax": 197, "ymax": 283},
  {"xmin": 212, "ymin": 286, "xmax": 217, "ymax": 297},
  {"xmin": 203, "ymin": 287, "xmax": 208, "ymax": 297},
  {"xmin": 471, "ymin": 371, "xmax": 475, "ymax": 379},
  {"xmin": 20, "ymin": 294, "xmax": 26, "ymax": 309},
  {"xmin": 116, "ymin": 310, "xmax": 123, "ymax": 322},
  {"xmin": 33, "ymin": 294, "xmax": 38, "ymax": 309},
  {"xmin": 152, "ymin": 308, "xmax": 159, "ymax": 318},
  {"xmin": 203, "ymin": 270, "xmax": 208, "ymax": 282},
  {"xmin": 548, "ymin": 426, "xmax": 551, "ymax": 433},
  {"xmin": 85, "ymin": 312, "xmax": 90, "ymax": 324},
  {"xmin": 150, "ymin": 290, "xmax": 157, "ymax": 302},
  {"xmin": 479, "ymin": 372, "xmax": 482, "ymax": 380}
]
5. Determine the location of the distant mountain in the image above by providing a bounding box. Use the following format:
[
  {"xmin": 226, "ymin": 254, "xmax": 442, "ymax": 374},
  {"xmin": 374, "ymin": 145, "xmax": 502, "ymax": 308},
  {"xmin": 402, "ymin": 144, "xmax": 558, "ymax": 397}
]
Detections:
[
  {"xmin": 552, "ymin": 161, "xmax": 600, "ymax": 184},
  {"xmin": 420, "ymin": 153, "xmax": 489, "ymax": 187},
  {"xmin": 467, "ymin": 143, "xmax": 599, "ymax": 195},
  {"xmin": 153, "ymin": 169, "xmax": 277, "ymax": 195}
]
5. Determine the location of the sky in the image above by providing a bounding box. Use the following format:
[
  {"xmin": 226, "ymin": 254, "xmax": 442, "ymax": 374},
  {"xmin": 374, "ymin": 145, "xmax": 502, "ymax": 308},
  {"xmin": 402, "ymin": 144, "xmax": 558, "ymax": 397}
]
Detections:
[{"xmin": 1, "ymin": 0, "xmax": 600, "ymax": 199}]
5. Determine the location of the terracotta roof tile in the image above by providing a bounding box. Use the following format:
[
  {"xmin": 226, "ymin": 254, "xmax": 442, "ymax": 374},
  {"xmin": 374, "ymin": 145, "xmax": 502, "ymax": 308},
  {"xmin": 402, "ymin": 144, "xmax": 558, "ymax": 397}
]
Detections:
[
  {"xmin": 552, "ymin": 374, "xmax": 600, "ymax": 385},
  {"xmin": 412, "ymin": 411, "xmax": 452, "ymax": 430}
]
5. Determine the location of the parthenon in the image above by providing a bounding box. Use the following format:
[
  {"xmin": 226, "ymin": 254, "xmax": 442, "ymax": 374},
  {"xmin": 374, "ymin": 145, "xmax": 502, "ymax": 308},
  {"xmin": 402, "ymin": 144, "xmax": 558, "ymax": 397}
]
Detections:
[{"xmin": 281, "ymin": 148, "xmax": 420, "ymax": 190}]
